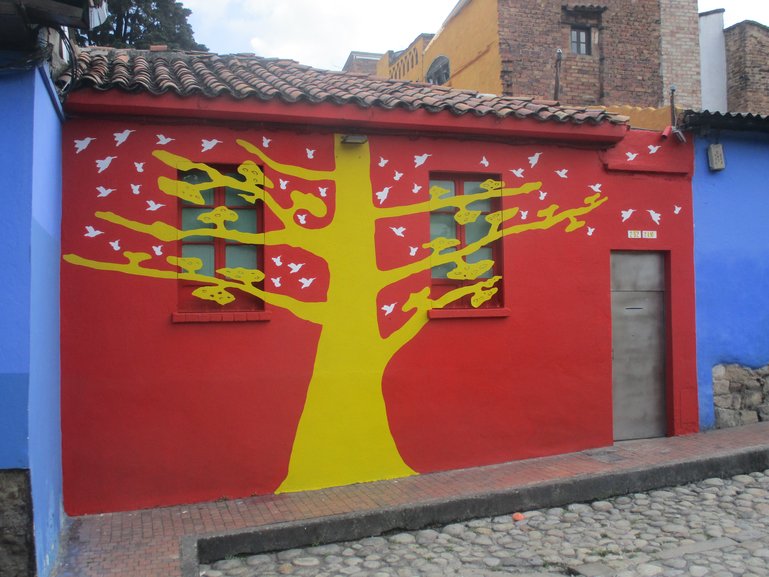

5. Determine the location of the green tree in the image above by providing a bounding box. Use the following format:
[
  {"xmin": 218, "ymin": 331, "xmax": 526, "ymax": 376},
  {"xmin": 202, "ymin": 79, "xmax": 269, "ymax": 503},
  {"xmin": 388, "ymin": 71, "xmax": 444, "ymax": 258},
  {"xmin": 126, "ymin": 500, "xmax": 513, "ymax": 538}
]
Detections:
[{"xmin": 80, "ymin": 0, "xmax": 207, "ymax": 51}]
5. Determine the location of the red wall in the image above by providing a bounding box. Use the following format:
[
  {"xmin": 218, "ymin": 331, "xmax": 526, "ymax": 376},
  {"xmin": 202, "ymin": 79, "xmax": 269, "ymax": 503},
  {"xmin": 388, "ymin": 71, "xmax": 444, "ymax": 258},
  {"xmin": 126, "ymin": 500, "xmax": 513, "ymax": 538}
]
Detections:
[{"xmin": 61, "ymin": 118, "xmax": 697, "ymax": 514}]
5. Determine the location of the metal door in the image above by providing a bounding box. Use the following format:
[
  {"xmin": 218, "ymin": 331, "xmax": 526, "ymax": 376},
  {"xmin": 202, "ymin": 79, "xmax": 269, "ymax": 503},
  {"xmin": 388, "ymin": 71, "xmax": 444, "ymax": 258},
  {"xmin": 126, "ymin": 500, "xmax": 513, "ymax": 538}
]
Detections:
[{"xmin": 611, "ymin": 251, "xmax": 667, "ymax": 441}]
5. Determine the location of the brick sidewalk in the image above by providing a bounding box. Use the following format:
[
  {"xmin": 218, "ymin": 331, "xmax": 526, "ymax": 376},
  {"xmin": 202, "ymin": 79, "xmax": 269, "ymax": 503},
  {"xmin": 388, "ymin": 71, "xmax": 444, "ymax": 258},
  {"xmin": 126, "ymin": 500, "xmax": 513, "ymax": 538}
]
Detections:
[{"xmin": 54, "ymin": 422, "xmax": 769, "ymax": 577}]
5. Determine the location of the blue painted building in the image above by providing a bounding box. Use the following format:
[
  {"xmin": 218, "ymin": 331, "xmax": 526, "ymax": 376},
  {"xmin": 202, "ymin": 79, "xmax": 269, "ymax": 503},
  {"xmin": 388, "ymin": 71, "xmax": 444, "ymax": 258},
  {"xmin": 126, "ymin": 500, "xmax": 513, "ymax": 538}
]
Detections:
[
  {"xmin": 685, "ymin": 111, "xmax": 769, "ymax": 429},
  {"xmin": 0, "ymin": 60, "xmax": 64, "ymax": 577}
]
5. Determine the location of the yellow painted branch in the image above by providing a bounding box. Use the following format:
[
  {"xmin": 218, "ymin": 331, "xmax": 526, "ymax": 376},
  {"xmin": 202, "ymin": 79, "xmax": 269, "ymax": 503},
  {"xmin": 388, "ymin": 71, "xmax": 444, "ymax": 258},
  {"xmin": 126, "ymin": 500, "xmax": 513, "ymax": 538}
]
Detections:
[
  {"xmin": 237, "ymin": 139, "xmax": 335, "ymax": 181},
  {"xmin": 62, "ymin": 253, "xmax": 323, "ymax": 324}
]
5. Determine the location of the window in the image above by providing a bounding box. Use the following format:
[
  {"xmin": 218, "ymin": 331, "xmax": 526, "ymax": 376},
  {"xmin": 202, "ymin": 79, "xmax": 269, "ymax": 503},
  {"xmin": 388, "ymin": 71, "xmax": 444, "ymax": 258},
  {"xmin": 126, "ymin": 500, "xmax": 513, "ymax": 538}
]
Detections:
[
  {"xmin": 426, "ymin": 56, "xmax": 450, "ymax": 85},
  {"xmin": 570, "ymin": 26, "xmax": 591, "ymax": 55},
  {"xmin": 429, "ymin": 175, "xmax": 502, "ymax": 309},
  {"xmin": 178, "ymin": 168, "xmax": 263, "ymax": 312}
]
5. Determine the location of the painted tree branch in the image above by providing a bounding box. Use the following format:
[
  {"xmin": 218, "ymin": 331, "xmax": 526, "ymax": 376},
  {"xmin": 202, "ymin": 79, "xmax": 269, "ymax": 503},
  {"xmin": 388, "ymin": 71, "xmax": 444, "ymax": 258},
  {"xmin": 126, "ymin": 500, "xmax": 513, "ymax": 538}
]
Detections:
[
  {"xmin": 62, "ymin": 251, "xmax": 323, "ymax": 324},
  {"xmin": 385, "ymin": 276, "xmax": 503, "ymax": 353},
  {"xmin": 376, "ymin": 180, "xmax": 541, "ymax": 219},
  {"xmin": 380, "ymin": 192, "xmax": 607, "ymax": 288},
  {"xmin": 237, "ymin": 139, "xmax": 335, "ymax": 182}
]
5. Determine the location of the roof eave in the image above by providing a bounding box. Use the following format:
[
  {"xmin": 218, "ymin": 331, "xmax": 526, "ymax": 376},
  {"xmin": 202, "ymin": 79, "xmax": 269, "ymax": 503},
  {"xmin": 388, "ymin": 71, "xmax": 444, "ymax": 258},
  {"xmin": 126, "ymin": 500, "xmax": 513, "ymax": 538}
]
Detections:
[{"xmin": 64, "ymin": 89, "xmax": 628, "ymax": 144}]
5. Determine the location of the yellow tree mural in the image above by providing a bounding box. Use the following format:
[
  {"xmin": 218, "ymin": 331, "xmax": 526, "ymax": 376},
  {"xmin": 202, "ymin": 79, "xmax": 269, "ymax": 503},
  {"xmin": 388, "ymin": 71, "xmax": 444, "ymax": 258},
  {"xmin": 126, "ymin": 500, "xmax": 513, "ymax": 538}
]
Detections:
[{"xmin": 64, "ymin": 134, "xmax": 607, "ymax": 493}]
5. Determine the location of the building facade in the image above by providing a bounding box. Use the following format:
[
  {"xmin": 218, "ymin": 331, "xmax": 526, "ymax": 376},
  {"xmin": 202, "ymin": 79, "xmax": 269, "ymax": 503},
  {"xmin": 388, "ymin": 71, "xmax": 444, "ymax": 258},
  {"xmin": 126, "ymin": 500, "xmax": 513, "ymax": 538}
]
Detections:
[{"xmin": 58, "ymin": 48, "xmax": 699, "ymax": 516}]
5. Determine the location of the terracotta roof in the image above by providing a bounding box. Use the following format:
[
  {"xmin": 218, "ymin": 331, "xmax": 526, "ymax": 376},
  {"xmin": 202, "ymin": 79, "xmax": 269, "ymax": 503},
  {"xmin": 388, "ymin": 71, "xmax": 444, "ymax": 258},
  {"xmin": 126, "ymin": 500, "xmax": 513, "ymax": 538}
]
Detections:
[{"xmin": 63, "ymin": 47, "xmax": 627, "ymax": 126}]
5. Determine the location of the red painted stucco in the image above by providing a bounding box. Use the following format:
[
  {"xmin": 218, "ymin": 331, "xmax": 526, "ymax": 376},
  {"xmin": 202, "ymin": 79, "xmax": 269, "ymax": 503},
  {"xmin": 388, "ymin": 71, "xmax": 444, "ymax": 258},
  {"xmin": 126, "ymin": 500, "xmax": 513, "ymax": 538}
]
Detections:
[{"xmin": 61, "ymin": 110, "xmax": 697, "ymax": 515}]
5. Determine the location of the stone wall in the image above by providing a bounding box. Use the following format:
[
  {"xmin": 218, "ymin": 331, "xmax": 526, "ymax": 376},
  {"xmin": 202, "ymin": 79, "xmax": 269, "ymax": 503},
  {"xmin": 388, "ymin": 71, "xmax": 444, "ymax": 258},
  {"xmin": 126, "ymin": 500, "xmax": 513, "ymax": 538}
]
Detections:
[
  {"xmin": 712, "ymin": 363, "xmax": 769, "ymax": 428},
  {"xmin": 0, "ymin": 470, "xmax": 35, "ymax": 577}
]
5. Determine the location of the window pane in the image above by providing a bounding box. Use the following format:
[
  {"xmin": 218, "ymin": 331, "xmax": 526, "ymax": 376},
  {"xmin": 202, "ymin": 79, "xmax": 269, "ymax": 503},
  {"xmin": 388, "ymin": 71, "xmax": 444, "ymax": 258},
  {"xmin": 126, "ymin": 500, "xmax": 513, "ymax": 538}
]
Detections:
[
  {"xmin": 464, "ymin": 180, "xmax": 491, "ymax": 212},
  {"xmin": 225, "ymin": 186, "xmax": 254, "ymax": 206},
  {"xmin": 432, "ymin": 259, "xmax": 455, "ymax": 279},
  {"xmin": 229, "ymin": 210, "xmax": 258, "ymax": 233},
  {"xmin": 181, "ymin": 244, "xmax": 215, "ymax": 277},
  {"xmin": 226, "ymin": 245, "xmax": 258, "ymax": 269},
  {"xmin": 182, "ymin": 208, "xmax": 215, "ymax": 240},
  {"xmin": 180, "ymin": 170, "xmax": 214, "ymax": 205},
  {"xmin": 467, "ymin": 247, "xmax": 494, "ymax": 278},
  {"xmin": 430, "ymin": 212, "xmax": 456, "ymax": 240},
  {"xmin": 465, "ymin": 218, "xmax": 491, "ymax": 245},
  {"xmin": 429, "ymin": 179, "xmax": 455, "ymax": 198}
]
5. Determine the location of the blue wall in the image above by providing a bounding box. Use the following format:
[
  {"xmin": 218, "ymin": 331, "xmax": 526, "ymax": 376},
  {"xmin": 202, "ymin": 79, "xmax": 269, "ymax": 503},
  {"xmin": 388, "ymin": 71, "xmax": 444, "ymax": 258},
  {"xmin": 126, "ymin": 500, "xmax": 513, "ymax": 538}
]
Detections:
[
  {"xmin": 0, "ymin": 68, "xmax": 34, "ymax": 469},
  {"xmin": 28, "ymin": 65, "xmax": 64, "ymax": 577},
  {"xmin": 693, "ymin": 132, "xmax": 769, "ymax": 428},
  {"xmin": 0, "ymin": 65, "xmax": 63, "ymax": 577}
]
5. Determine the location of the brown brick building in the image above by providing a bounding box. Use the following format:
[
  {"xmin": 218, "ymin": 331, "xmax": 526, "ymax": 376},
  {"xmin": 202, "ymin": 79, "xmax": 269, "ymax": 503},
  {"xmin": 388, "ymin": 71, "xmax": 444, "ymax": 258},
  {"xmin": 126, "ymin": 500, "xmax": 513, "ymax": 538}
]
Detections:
[
  {"xmin": 725, "ymin": 20, "xmax": 769, "ymax": 114},
  {"xmin": 352, "ymin": 0, "xmax": 702, "ymax": 110}
]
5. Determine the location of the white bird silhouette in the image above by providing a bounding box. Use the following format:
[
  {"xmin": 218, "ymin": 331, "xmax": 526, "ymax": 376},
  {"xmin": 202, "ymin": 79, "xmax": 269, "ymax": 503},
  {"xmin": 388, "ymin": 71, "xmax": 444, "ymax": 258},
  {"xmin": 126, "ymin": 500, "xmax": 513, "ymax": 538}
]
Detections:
[
  {"xmin": 306, "ymin": 148, "xmax": 315, "ymax": 159},
  {"xmin": 152, "ymin": 245, "xmax": 163, "ymax": 256},
  {"xmin": 674, "ymin": 205, "xmax": 682, "ymax": 215},
  {"xmin": 510, "ymin": 168, "xmax": 524, "ymax": 178},
  {"xmin": 539, "ymin": 190, "xmax": 548, "ymax": 200},
  {"xmin": 298, "ymin": 277, "xmax": 315, "ymax": 289},
  {"xmin": 587, "ymin": 227, "xmax": 595, "ymax": 236},
  {"xmin": 390, "ymin": 226, "xmax": 406, "ymax": 237},
  {"xmin": 621, "ymin": 208, "xmax": 636, "ymax": 222},
  {"xmin": 271, "ymin": 277, "xmax": 281, "ymax": 288},
  {"xmin": 95, "ymin": 156, "xmax": 117, "ymax": 173},
  {"xmin": 146, "ymin": 200, "xmax": 165, "ymax": 211},
  {"xmin": 271, "ymin": 255, "xmax": 283, "ymax": 267},
  {"xmin": 96, "ymin": 186, "xmax": 115, "ymax": 197},
  {"xmin": 375, "ymin": 186, "xmax": 391, "ymax": 205},
  {"xmin": 84, "ymin": 225, "xmax": 103, "ymax": 237},
  {"xmin": 393, "ymin": 170, "xmax": 403, "ymax": 181},
  {"xmin": 409, "ymin": 246, "xmax": 418, "ymax": 256},
  {"xmin": 131, "ymin": 184, "xmax": 141, "ymax": 195},
  {"xmin": 626, "ymin": 152, "xmax": 638, "ymax": 161},
  {"xmin": 296, "ymin": 213, "xmax": 307, "ymax": 224},
  {"xmin": 201, "ymin": 138, "xmax": 222, "ymax": 152},
  {"xmin": 414, "ymin": 153, "xmax": 431, "ymax": 167},
  {"xmin": 262, "ymin": 136, "xmax": 271, "ymax": 148},
  {"xmin": 279, "ymin": 179, "xmax": 289, "ymax": 190},
  {"xmin": 647, "ymin": 209, "xmax": 661, "ymax": 225},
  {"xmin": 412, "ymin": 183, "xmax": 422, "ymax": 194},
  {"xmin": 520, "ymin": 210, "xmax": 528, "ymax": 220},
  {"xmin": 109, "ymin": 239, "xmax": 121, "ymax": 251},
  {"xmin": 378, "ymin": 156, "xmax": 389, "ymax": 167},
  {"xmin": 589, "ymin": 183, "xmax": 602, "ymax": 192},
  {"xmin": 381, "ymin": 303, "xmax": 396, "ymax": 316},
  {"xmin": 528, "ymin": 152, "xmax": 542, "ymax": 167},
  {"xmin": 555, "ymin": 169, "xmax": 568, "ymax": 178},
  {"xmin": 318, "ymin": 186, "xmax": 328, "ymax": 197},
  {"xmin": 156, "ymin": 134, "xmax": 174, "ymax": 145},
  {"xmin": 480, "ymin": 156, "xmax": 489, "ymax": 167},
  {"xmin": 648, "ymin": 144, "xmax": 661, "ymax": 154},
  {"xmin": 74, "ymin": 137, "xmax": 95, "ymax": 153},
  {"xmin": 113, "ymin": 129, "xmax": 134, "ymax": 147},
  {"xmin": 288, "ymin": 262, "xmax": 304, "ymax": 274},
  {"xmin": 134, "ymin": 162, "xmax": 144, "ymax": 172}
]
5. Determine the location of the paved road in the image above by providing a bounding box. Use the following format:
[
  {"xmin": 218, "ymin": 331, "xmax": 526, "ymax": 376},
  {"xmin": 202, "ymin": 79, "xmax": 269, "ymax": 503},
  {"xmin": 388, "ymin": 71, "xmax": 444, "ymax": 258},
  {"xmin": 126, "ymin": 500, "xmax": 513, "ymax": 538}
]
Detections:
[{"xmin": 200, "ymin": 469, "xmax": 769, "ymax": 577}]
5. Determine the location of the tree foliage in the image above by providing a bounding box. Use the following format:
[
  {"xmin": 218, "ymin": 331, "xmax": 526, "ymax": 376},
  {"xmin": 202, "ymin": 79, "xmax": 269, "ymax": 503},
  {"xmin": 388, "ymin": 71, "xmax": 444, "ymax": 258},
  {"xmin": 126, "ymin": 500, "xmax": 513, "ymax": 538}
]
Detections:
[{"xmin": 80, "ymin": 0, "xmax": 207, "ymax": 51}]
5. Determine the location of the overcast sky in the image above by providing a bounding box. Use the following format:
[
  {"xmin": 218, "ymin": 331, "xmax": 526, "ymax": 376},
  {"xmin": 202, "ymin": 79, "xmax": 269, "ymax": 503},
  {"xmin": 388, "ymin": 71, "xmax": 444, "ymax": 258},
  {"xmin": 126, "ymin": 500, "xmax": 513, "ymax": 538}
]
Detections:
[{"xmin": 180, "ymin": 1, "xmax": 769, "ymax": 71}]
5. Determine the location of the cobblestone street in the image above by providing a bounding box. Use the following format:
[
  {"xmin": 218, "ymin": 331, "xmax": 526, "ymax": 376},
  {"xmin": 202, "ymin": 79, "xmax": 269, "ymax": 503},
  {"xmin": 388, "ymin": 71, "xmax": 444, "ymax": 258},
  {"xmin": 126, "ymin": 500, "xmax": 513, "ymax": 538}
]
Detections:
[{"xmin": 202, "ymin": 470, "xmax": 769, "ymax": 577}]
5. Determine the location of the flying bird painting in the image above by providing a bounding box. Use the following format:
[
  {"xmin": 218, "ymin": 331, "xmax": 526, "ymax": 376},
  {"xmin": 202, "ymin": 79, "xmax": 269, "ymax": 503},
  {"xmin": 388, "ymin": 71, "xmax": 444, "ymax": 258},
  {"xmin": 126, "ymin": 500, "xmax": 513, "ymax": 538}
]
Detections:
[
  {"xmin": 378, "ymin": 157, "xmax": 389, "ymax": 167},
  {"xmin": 152, "ymin": 245, "xmax": 163, "ymax": 256},
  {"xmin": 298, "ymin": 277, "xmax": 315, "ymax": 289},
  {"xmin": 480, "ymin": 156, "xmax": 489, "ymax": 167},
  {"xmin": 156, "ymin": 134, "xmax": 174, "ymax": 145},
  {"xmin": 647, "ymin": 209, "xmax": 661, "ymax": 225},
  {"xmin": 271, "ymin": 256, "xmax": 283, "ymax": 267},
  {"xmin": 262, "ymin": 137, "xmax": 271, "ymax": 148},
  {"xmin": 271, "ymin": 277, "xmax": 281, "ymax": 288},
  {"xmin": 510, "ymin": 168, "xmax": 524, "ymax": 178},
  {"xmin": 146, "ymin": 200, "xmax": 165, "ymax": 211},
  {"xmin": 381, "ymin": 303, "xmax": 396, "ymax": 316},
  {"xmin": 84, "ymin": 225, "xmax": 103, "ymax": 238},
  {"xmin": 201, "ymin": 138, "xmax": 222, "ymax": 152},
  {"xmin": 626, "ymin": 152, "xmax": 638, "ymax": 161},
  {"xmin": 287, "ymin": 262, "xmax": 304, "ymax": 274},
  {"xmin": 589, "ymin": 183, "xmax": 602, "ymax": 192},
  {"xmin": 528, "ymin": 152, "xmax": 542, "ymax": 167},
  {"xmin": 375, "ymin": 186, "xmax": 391, "ymax": 205},
  {"xmin": 414, "ymin": 153, "xmax": 431, "ymax": 167},
  {"xmin": 134, "ymin": 162, "xmax": 144, "ymax": 173},
  {"xmin": 109, "ymin": 240, "xmax": 121, "ymax": 251},
  {"xmin": 539, "ymin": 190, "xmax": 548, "ymax": 200},
  {"xmin": 390, "ymin": 226, "xmax": 406, "ymax": 237},
  {"xmin": 306, "ymin": 149, "xmax": 315, "ymax": 159},
  {"xmin": 393, "ymin": 170, "xmax": 403, "ymax": 181},
  {"xmin": 648, "ymin": 144, "xmax": 661, "ymax": 154},
  {"xmin": 96, "ymin": 186, "xmax": 115, "ymax": 197},
  {"xmin": 555, "ymin": 169, "xmax": 568, "ymax": 178},
  {"xmin": 74, "ymin": 137, "xmax": 95, "ymax": 153},
  {"xmin": 621, "ymin": 209, "xmax": 636, "ymax": 222},
  {"xmin": 113, "ymin": 129, "xmax": 134, "ymax": 147},
  {"xmin": 95, "ymin": 156, "xmax": 117, "ymax": 173},
  {"xmin": 674, "ymin": 205, "xmax": 682, "ymax": 215},
  {"xmin": 131, "ymin": 184, "xmax": 141, "ymax": 195}
]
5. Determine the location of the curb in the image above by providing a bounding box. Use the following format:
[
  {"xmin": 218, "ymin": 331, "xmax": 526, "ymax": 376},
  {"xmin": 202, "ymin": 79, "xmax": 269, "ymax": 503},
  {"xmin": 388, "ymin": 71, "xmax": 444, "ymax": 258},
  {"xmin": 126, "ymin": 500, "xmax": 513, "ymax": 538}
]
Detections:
[{"xmin": 181, "ymin": 445, "xmax": 769, "ymax": 577}]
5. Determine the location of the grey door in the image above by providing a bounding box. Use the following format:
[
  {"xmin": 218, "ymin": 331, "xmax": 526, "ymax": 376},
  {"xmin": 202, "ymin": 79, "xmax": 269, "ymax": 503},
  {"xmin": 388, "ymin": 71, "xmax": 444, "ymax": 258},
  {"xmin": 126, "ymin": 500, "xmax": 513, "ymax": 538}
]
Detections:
[{"xmin": 611, "ymin": 251, "xmax": 667, "ymax": 441}]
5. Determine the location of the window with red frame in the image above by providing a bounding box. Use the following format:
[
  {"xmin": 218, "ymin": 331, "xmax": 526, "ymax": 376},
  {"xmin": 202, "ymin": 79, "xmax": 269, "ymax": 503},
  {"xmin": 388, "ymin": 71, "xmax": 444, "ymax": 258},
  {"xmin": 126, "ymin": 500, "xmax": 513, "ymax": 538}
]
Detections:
[
  {"xmin": 429, "ymin": 174, "xmax": 502, "ymax": 308},
  {"xmin": 178, "ymin": 168, "xmax": 264, "ymax": 311}
]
